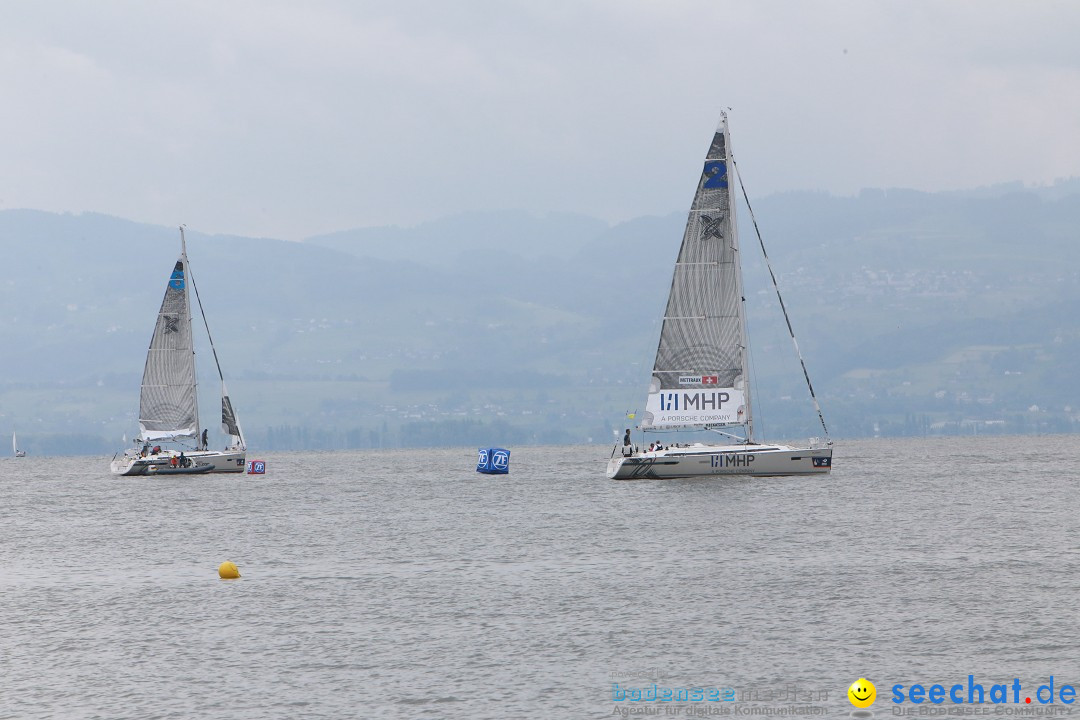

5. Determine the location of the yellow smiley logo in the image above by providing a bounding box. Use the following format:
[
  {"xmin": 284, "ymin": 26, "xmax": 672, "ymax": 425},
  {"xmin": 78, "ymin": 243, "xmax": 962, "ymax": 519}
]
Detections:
[{"xmin": 848, "ymin": 678, "xmax": 876, "ymax": 708}]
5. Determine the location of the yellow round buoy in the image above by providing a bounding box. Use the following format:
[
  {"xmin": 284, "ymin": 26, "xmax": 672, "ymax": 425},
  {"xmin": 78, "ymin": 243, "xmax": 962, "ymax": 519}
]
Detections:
[{"xmin": 218, "ymin": 561, "xmax": 240, "ymax": 579}]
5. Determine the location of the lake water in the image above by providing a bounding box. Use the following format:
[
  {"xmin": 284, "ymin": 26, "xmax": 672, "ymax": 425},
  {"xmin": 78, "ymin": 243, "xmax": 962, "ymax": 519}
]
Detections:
[{"xmin": 1, "ymin": 436, "xmax": 1078, "ymax": 719}]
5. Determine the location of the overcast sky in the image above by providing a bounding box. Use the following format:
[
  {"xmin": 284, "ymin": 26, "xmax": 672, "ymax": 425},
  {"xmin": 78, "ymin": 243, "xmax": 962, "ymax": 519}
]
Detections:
[{"xmin": 1, "ymin": 1, "xmax": 1078, "ymax": 240}]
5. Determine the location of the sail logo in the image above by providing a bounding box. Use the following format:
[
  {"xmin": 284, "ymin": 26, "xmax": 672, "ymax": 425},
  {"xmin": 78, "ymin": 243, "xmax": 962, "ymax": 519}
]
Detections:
[
  {"xmin": 678, "ymin": 375, "xmax": 720, "ymax": 386},
  {"xmin": 644, "ymin": 387, "xmax": 745, "ymax": 428},
  {"xmin": 658, "ymin": 391, "xmax": 730, "ymax": 411},
  {"xmin": 703, "ymin": 160, "xmax": 728, "ymax": 188},
  {"xmin": 169, "ymin": 268, "xmax": 185, "ymax": 291}
]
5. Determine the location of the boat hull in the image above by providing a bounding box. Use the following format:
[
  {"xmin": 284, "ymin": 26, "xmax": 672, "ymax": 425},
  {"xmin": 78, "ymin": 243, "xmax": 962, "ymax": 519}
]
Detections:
[
  {"xmin": 110, "ymin": 449, "xmax": 246, "ymax": 476},
  {"xmin": 606, "ymin": 443, "xmax": 832, "ymax": 480},
  {"xmin": 147, "ymin": 463, "xmax": 214, "ymax": 475}
]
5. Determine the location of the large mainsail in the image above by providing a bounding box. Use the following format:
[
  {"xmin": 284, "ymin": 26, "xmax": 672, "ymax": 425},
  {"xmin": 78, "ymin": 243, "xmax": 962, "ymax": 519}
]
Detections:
[
  {"xmin": 138, "ymin": 254, "xmax": 199, "ymax": 441},
  {"xmin": 642, "ymin": 113, "xmax": 751, "ymax": 434}
]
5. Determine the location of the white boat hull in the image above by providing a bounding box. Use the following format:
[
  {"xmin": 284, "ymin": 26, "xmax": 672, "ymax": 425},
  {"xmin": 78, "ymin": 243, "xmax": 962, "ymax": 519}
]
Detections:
[
  {"xmin": 110, "ymin": 449, "xmax": 246, "ymax": 476},
  {"xmin": 606, "ymin": 443, "xmax": 832, "ymax": 480}
]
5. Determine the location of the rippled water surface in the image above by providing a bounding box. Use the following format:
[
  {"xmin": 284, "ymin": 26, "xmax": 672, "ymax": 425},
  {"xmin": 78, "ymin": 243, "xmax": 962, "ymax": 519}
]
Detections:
[{"xmin": 2, "ymin": 437, "xmax": 1079, "ymax": 719}]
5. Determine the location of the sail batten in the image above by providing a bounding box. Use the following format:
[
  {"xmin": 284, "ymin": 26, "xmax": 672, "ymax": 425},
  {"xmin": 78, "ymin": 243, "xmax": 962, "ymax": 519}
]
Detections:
[{"xmin": 642, "ymin": 113, "xmax": 752, "ymax": 434}]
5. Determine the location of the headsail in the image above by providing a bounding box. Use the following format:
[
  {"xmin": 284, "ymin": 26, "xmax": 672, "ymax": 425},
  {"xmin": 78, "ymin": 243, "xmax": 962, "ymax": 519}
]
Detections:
[
  {"xmin": 138, "ymin": 253, "xmax": 199, "ymax": 441},
  {"xmin": 221, "ymin": 383, "xmax": 245, "ymax": 449},
  {"xmin": 642, "ymin": 112, "xmax": 751, "ymax": 434},
  {"xmin": 183, "ymin": 228, "xmax": 246, "ymax": 452}
]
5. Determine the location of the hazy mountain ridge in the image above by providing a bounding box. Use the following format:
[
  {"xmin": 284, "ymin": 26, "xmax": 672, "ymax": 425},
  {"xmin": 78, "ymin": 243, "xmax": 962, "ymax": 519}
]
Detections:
[{"xmin": 2, "ymin": 178, "xmax": 1079, "ymax": 454}]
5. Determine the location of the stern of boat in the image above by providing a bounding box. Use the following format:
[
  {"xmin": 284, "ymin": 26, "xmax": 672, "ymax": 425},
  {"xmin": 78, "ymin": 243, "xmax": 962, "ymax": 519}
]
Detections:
[
  {"xmin": 188, "ymin": 449, "xmax": 246, "ymax": 473},
  {"xmin": 110, "ymin": 454, "xmax": 146, "ymax": 476}
]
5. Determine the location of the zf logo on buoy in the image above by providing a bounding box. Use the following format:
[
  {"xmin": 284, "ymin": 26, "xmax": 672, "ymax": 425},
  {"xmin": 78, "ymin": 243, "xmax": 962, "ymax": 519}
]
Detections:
[
  {"xmin": 246, "ymin": 460, "xmax": 266, "ymax": 474},
  {"xmin": 477, "ymin": 447, "xmax": 510, "ymax": 475}
]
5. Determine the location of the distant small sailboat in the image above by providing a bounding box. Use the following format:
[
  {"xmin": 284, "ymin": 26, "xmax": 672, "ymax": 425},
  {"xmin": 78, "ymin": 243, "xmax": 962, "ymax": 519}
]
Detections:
[
  {"xmin": 110, "ymin": 227, "xmax": 247, "ymax": 476},
  {"xmin": 13, "ymin": 430, "xmax": 26, "ymax": 457}
]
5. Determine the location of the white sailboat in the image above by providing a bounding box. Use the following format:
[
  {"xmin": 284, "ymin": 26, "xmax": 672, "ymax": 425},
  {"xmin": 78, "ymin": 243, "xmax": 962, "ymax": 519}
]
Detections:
[
  {"xmin": 110, "ymin": 227, "xmax": 246, "ymax": 476},
  {"xmin": 13, "ymin": 430, "xmax": 25, "ymax": 457},
  {"xmin": 607, "ymin": 113, "xmax": 832, "ymax": 480}
]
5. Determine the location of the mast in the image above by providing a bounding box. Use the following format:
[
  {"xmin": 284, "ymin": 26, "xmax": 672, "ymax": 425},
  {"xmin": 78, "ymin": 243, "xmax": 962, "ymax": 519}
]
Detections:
[
  {"xmin": 723, "ymin": 113, "xmax": 754, "ymax": 442},
  {"xmin": 179, "ymin": 226, "xmax": 201, "ymax": 443}
]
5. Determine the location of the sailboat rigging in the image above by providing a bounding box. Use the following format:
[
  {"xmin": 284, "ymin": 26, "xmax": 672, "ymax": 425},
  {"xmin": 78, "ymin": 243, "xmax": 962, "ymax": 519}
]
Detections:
[
  {"xmin": 110, "ymin": 227, "xmax": 246, "ymax": 476},
  {"xmin": 607, "ymin": 112, "xmax": 832, "ymax": 480}
]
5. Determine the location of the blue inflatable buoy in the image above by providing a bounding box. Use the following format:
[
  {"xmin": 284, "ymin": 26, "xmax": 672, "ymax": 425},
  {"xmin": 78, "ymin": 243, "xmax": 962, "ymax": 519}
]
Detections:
[{"xmin": 477, "ymin": 448, "xmax": 510, "ymax": 474}]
